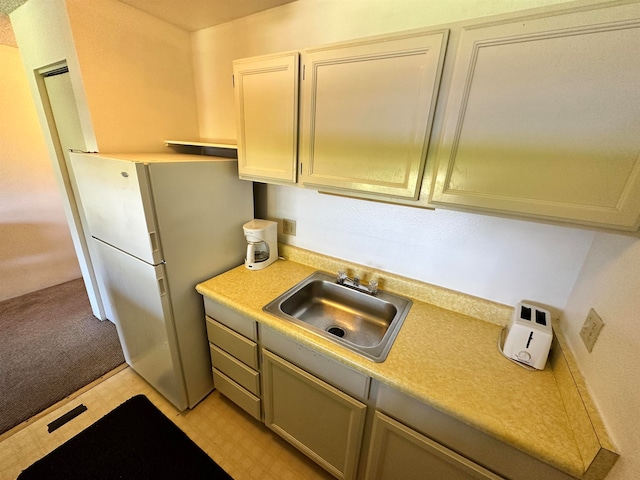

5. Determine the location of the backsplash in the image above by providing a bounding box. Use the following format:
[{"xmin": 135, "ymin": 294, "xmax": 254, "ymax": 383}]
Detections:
[{"xmin": 279, "ymin": 243, "xmax": 513, "ymax": 326}]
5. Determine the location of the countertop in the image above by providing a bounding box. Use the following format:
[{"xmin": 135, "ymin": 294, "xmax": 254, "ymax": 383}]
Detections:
[{"xmin": 196, "ymin": 245, "xmax": 617, "ymax": 479}]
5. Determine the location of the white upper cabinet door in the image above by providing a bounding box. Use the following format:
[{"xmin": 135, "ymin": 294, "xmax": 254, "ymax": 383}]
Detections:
[
  {"xmin": 299, "ymin": 30, "xmax": 448, "ymax": 200},
  {"xmin": 430, "ymin": 3, "xmax": 640, "ymax": 230},
  {"xmin": 233, "ymin": 52, "xmax": 299, "ymax": 184}
]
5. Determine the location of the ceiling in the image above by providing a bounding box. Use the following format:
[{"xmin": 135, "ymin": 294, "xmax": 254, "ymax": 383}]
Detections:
[
  {"xmin": 119, "ymin": 0, "xmax": 295, "ymax": 31},
  {"xmin": 0, "ymin": 0, "xmax": 26, "ymax": 15},
  {"xmin": 0, "ymin": 0, "xmax": 296, "ymax": 31}
]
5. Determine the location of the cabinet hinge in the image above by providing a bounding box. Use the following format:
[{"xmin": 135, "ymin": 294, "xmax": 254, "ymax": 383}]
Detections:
[
  {"xmin": 232, "ymin": 74, "xmax": 235, "ymax": 88},
  {"xmin": 302, "ymin": 64, "xmax": 305, "ymax": 81},
  {"xmin": 299, "ymin": 163, "xmax": 303, "ymax": 176}
]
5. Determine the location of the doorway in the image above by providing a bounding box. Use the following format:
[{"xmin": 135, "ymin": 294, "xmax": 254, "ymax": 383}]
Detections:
[{"xmin": 40, "ymin": 64, "xmax": 110, "ymax": 320}]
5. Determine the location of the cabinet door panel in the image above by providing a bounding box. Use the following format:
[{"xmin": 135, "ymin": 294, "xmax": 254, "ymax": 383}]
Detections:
[
  {"xmin": 300, "ymin": 30, "xmax": 448, "ymax": 199},
  {"xmin": 262, "ymin": 349, "xmax": 366, "ymax": 480},
  {"xmin": 431, "ymin": 4, "xmax": 640, "ymax": 230},
  {"xmin": 233, "ymin": 52, "xmax": 299, "ymax": 183},
  {"xmin": 365, "ymin": 411, "xmax": 503, "ymax": 480}
]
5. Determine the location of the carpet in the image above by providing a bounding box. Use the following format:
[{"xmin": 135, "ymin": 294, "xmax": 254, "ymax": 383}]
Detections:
[
  {"xmin": 0, "ymin": 278, "xmax": 125, "ymax": 434},
  {"xmin": 18, "ymin": 395, "xmax": 232, "ymax": 480}
]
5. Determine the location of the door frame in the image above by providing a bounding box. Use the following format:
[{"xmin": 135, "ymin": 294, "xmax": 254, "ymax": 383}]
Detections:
[{"xmin": 36, "ymin": 61, "xmax": 107, "ymax": 320}]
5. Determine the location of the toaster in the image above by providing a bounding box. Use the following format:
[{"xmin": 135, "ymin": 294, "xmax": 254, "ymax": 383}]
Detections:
[{"xmin": 502, "ymin": 302, "xmax": 553, "ymax": 370}]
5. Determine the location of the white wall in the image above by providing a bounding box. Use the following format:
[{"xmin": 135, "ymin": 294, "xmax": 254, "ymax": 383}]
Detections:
[
  {"xmin": 65, "ymin": 0, "xmax": 199, "ymax": 153},
  {"xmin": 11, "ymin": 0, "xmax": 200, "ymax": 154},
  {"xmin": 262, "ymin": 186, "xmax": 594, "ymax": 308},
  {"xmin": 561, "ymin": 232, "xmax": 640, "ymax": 479},
  {"xmin": 0, "ymin": 43, "xmax": 80, "ymax": 301},
  {"xmin": 191, "ymin": 0, "xmax": 595, "ymax": 310}
]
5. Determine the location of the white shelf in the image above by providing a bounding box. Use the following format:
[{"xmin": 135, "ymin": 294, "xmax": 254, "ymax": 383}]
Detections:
[{"xmin": 165, "ymin": 139, "xmax": 237, "ymax": 149}]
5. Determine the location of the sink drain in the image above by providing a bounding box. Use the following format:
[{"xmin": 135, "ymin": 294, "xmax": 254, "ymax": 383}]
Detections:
[{"xmin": 326, "ymin": 326, "xmax": 346, "ymax": 338}]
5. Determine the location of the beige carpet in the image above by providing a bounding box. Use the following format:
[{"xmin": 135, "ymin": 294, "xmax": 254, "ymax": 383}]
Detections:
[{"xmin": 0, "ymin": 279, "xmax": 125, "ymax": 434}]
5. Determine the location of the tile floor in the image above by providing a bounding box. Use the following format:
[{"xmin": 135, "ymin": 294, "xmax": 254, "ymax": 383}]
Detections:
[{"xmin": 0, "ymin": 367, "xmax": 334, "ymax": 480}]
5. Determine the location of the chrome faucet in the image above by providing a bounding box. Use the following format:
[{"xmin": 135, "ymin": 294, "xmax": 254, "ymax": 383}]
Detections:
[
  {"xmin": 368, "ymin": 279, "xmax": 378, "ymax": 296},
  {"xmin": 337, "ymin": 270, "xmax": 378, "ymax": 296}
]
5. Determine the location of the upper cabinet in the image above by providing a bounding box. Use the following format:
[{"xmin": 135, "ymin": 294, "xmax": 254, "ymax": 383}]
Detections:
[
  {"xmin": 233, "ymin": 52, "xmax": 299, "ymax": 184},
  {"xmin": 299, "ymin": 30, "xmax": 449, "ymax": 200},
  {"xmin": 430, "ymin": 3, "xmax": 640, "ymax": 230},
  {"xmin": 231, "ymin": 29, "xmax": 448, "ymax": 200},
  {"xmin": 231, "ymin": 2, "xmax": 640, "ymax": 230}
]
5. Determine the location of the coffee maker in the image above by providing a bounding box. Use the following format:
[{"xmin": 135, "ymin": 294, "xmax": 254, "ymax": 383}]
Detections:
[{"xmin": 243, "ymin": 219, "xmax": 278, "ymax": 270}]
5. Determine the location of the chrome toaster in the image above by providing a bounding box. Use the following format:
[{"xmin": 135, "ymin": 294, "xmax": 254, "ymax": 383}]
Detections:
[{"xmin": 502, "ymin": 302, "xmax": 553, "ymax": 370}]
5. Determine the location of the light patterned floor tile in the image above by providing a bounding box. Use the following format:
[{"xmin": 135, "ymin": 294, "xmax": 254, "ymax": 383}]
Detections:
[{"xmin": 0, "ymin": 367, "xmax": 334, "ymax": 480}]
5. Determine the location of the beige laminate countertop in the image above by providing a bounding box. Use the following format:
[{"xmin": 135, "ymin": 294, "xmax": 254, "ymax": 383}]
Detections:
[{"xmin": 196, "ymin": 247, "xmax": 616, "ymax": 479}]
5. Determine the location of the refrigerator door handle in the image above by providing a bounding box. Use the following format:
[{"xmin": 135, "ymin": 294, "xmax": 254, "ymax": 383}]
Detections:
[
  {"xmin": 158, "ymin": 276, "xmax": 167, "ymax": 296},
  {"xmin": 149, "ymin": 231, "xmax": 159, "ymax": 254}
]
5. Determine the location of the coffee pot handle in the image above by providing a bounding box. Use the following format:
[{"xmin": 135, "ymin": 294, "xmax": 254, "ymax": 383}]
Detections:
[{"xmin": 246, "ymin": 243, "xmax": 255, "ymax": 264}]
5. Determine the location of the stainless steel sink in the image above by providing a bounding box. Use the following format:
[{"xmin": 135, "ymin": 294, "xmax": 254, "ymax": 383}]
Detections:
[{"xmin": 263, "ymin": 271, "xmax": 412, "ymax": 362}]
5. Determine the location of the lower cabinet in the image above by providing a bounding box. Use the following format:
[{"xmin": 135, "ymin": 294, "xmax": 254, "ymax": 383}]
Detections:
[
  {"xmin": 364, "ymin": 411, "xmax": 502, "ymax": 480},
  {"xmin": 374, "ymin": 384, "xmax": 573, "ymax": 480},
  {"xmin": 199, "ymin": 299, "xmax": 574, "ymax": 480},
  {"xmin": 262, "ymin": 349, "xmax": 366, "ymax": 480}
]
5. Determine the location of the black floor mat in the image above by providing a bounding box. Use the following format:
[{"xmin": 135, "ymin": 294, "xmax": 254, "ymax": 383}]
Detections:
[{"xmin": 18, "ymin": 395, "xmax": 232, "ymax": 480}]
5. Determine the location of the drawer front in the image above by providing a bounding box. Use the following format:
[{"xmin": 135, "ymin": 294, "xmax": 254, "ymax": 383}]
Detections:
[
  {"xmin": 204, "ymin": 297, "xmax": 257, "ymax": 341},
  {"xmin": 206, "ymin": 317, "xmax": 259, "ymax": 369},
  {"xmin": 210, "ymin": 344, "xmax": 260, "ymax": 396},
  {"xmin": 214, "ymin": 368, "xmax": 261, "ymax": 421}
]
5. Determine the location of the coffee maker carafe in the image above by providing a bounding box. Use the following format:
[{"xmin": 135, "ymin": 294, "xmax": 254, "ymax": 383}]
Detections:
[{"xmin": 243, "ymin": 219, "xmax": 278, "ymax": 270}]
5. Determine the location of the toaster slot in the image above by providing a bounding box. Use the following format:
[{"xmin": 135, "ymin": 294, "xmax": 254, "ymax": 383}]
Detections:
[
  {"xmin": 535, "ymin": 310, "xmax": 547, "ymax": 326},
  {"xmin": 520, "ymin": 305, "xmax": 532, "ymax": 320}
]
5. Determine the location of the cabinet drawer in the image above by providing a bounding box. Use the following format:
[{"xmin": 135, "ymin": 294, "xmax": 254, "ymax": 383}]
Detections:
[
  {"xmin": 203, "ymin": 297, "xmax": 257, "ymax": 341},
  {"xmin": 206, "ymin": 317, "xmax": 259, "ymax": 369},
  {"xmin": 213, "ymin": 368, "xmax": 261, "ymax": 421},
  {"xmin": 210, "ymin": 344, "xmax": 260, "ymax": 396}
]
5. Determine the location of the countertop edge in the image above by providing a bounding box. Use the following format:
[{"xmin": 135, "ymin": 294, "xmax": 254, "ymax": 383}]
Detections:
[{"xmin": 551, "ymin": 327, "xmax": 620, "ymax": 478}]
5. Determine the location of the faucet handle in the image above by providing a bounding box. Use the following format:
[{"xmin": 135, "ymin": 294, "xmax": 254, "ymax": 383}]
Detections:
[
  {"xmin": 368, "ymin": 279, "xmax": 378, "ymax": 295},
  {"xmin": 337, "ymin": 271, "xmax": 347, "ymax": 284}
]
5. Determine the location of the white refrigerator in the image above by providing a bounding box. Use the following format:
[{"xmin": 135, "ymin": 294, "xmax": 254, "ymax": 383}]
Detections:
[{"xmin": 70, "ymin": 152, "xmax": 253, "ymax": 410}]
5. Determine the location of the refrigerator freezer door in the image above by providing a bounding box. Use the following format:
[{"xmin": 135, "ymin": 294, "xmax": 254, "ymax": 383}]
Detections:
[
  {"xmin": 70, "ymin": 152, "xmax": 162, "ymax": 265},
  {"xmin": 93, "ymin": 238, "xmax": 188, "ymax": 410}
]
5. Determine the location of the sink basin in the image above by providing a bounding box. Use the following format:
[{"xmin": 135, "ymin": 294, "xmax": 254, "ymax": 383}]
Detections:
[{"xmin": 263, "ymin": 271, "xmax": 412, "ymax": 362}]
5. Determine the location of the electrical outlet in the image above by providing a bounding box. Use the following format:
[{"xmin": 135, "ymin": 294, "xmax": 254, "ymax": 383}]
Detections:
[
  {"xmin": 580, "ymin": 308, "xmax": 605, "ymax": 353},
  {"xmin": 283, "ymin": 218, "xmax": 297, "ymax": 236}
]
